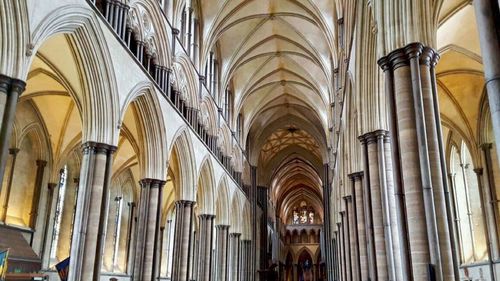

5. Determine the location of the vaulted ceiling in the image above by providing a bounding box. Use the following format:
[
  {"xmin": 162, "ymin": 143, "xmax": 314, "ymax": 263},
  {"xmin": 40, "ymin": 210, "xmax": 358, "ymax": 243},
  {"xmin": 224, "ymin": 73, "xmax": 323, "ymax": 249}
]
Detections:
[{"xmin": 198, "ymin": 0, "xmax": 337, "ymax": 217}]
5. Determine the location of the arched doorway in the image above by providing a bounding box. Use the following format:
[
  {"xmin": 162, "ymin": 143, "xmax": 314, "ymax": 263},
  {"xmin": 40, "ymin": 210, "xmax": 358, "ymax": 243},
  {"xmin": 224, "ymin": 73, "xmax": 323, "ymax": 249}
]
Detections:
[{"xmin": 297, "ymin": 250, "xmax": 313, "ymax": 281}]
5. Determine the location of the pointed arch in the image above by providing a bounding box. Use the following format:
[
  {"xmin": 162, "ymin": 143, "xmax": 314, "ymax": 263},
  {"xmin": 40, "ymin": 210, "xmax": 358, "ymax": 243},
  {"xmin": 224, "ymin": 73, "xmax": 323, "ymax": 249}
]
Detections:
[
  {"xmin": 169, "ymin": 126, "xmax": 196, "ymax": 200},
  {"xmin": 0, "ymin": 0, "xmax": 29, "ymax": 78},
  {"xmin": 241, "ymin": 198, "xmax": 251, "ymax": 239},
  {"xmin": 199, "ymin": 96, "xmax": 218, "ymax": 135},
  {"xmin": 196, "ymin": 155, "xmax": 216, "ymax": 214},
  {"xmin": 128, "ymin": 0, "xmax": 172, "ymax": 67},
  {"xmin": 29, "ymin": 4, "xmax": 120, "ymax": 145},
  {"xmin": 230, "ymin": 192, "xmax": 242, "ymax": 234},
  {"xmin": 172, "ymin": 54, "xmax": 200, "ymax": 108},
  {"xmin": 121, "ymin": 81, "xmax": 168, "ymax": 180},
  {"xmin": 215, "ymin": 176, "xmax": 231, "ymax": 225}
]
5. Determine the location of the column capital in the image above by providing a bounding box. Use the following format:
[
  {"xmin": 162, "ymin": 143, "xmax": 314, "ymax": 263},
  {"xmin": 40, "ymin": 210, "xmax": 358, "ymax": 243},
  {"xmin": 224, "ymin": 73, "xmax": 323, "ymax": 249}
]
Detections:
[
  {"xmin": 81, "ymin": 141, "xmax": 117, "ymax": 154},
  {"xmin": 347, "ymin": 171, "xmax": 363, "ymax": 181},
  {"xmin": 0, "ymin": 74, "xmax": 26, "ymax": 94},
  {"xmin": 229, "ymin": 232, "xmax": 241, "ymax": 238},
  {"xmin": 199, "ymin": 214, "xmax": 216, "ymax": 220},
  {"xmin": 419, "ymin": 47, "xmax": 436, "ymax": 66},
  {"xmin": 473, "ymin": 168, "xmax": 484, "ymax": 175},
  {"xmin": 151, "ymin": 179, "xmax": 166, "ymax": 188},
  {"xmin": 404, "ymin": 42, "xmax": 424, "ymax": 59},
  {"xmin": 73, "ymin": 177, "xmax": 80, "ymax": 184},
  {"xmin": 47, "ymin": 182, "xmax": 57, "ymax": 190},
  {"xmin": 36, "ymin": 159, "xmax": 47, "ymax": 167},
  {"xmin": 387, "ymin": 48, "xmax": 409, "ymax": 70},
  {"xmin": 480, "ymin": 143, "xmax": 493, "ymax": 150},
  {"xmin": 215, "ymin": 224, "xmax": 230, "ymax": 230},
  {"xmin": 377, "ymin": 56, "xmax": 391, "ymax": 71},
  {"xmin": 8, "ymin": 148, "xmax": 20, "ymax": 155},
  {"xmin": 343, "ymin": 195, "xmax": 352, "ymax": 201},
  {"xmin": 139, "ymin": 178, "xmax": 153, "ymax": 187},
  {"xmin": 431, "ymin": 51, "xmax": 440, "ymax": 68},
  {"xmin": 172, "ymin": 28, "xmax": 180, "ymax": 36},
  {"xmin": 175, "ymin": 200, "xmax": 196, "ymax": 207},
  {"xmin": 127, "ymin": 201, "xmax": 136, "ymax": 208}
]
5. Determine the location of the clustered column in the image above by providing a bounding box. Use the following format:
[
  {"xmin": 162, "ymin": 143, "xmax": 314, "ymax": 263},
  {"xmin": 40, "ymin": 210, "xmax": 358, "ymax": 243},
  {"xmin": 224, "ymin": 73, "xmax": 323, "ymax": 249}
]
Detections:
[
  {"xmin": 378, "ymin": 43, "xmax": 455, "ymax": 280},
  {"xmin": 133, "ymin": 178, "xmax": 165, "ymax": 281},
  {"xmin": 29, "ymin": 160, "xmax": 48, "ymax": 229},
  {"xmin": 349, "ymin": 172, "xmax": 368, "ymax": 281},
  {"xmin": 321, "ymin": 163, "xmax": 334, "ymax": 281},
  {"xmin": 196, "ymin": 214, "xmax": 215, "ymax": 281},
  {"xmin": 171, "ymin": 200, "xmax": 195, "ymax": 281},
  {"xmin": 215, "ymin": 225, "xmax": 230, "ymax": 281},
  {"xmin": 358, "ymin": 130, "xmax": 405, "ymax": 280},
  {"xmin": 1, "ymin": 148, "xmax": 19, "ymax": 222},
  {"xmin": 228, "ymin": 232, "xmax": 241, "ymax": 281},
  {"xmin": 239, "ymin": 239, "xmax": 251, "ymax": 281},
  {"xmin": 68, "ymin": 142, "xmax": 116, "ymax": 281},
  {"xmin": 0, "ymin": 75, "xmax": 25, "ymax": 193}
]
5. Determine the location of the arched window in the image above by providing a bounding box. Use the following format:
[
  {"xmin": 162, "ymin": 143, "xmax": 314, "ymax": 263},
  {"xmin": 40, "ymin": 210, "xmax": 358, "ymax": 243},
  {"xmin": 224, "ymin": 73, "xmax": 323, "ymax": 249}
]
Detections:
[
  {"xmin": 236, "ymin": 113, "xmax": 243, "ymax": 143},
  {"xmin": 179, "ymin": 2, "xmax": 200, "ymax": 66},
  {"xmin": 223, "ymin": 87, "xmax": 233, "ymax": 124},
  {"xmin": 204, "ymin": 48, "xmax": 219, "ymax": 98},
  {"xmin": 49, "ymin": 166, "xmax": 68, "ymax": 262},
  {"xmin": 449, "ymin": 141, "xmax": 488, "ymax": 264}
]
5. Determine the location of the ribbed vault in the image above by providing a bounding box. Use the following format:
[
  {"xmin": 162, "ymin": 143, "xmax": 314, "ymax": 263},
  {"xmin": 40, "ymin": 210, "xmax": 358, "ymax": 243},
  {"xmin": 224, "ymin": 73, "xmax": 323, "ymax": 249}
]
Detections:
[{"xmin": 197, "ymin": 0, "xmax": 336, "ymax": 240}]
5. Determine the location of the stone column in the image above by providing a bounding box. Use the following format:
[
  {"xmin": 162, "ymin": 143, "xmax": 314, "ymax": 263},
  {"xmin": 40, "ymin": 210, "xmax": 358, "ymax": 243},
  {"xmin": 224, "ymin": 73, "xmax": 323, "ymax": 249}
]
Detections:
[
  {"xmin": 154, "ymin": 187, "xmax": 166, "ymax": 280},
  {"xmin": 358, "ymin": 136, "xmax": 377, "ymax": 281},
  {"xmin": 69, "ymin": 178, "xmax": 80, "ymax": 245},
  {"xmin": 240, "ymin": 240, "xmax": 250, "ymax": 281},
  {"xmin": 473, "ymin": 168, "xmax": 496, "ymax": 281},
  {"xmin": 359, "ymin": 132, "xmax": 391, "ymax": 280},
  {"xmin": 250, "ymin": 166, "xmax": 257, "ymax": 281},
  {"xmin": 481, "ymin": 143, "xmax": 500, "ymax": 259},
  {"xmin": 215, "ymin": 225, "xmax": 230, "ymax": 281},
  {"xmin": 171, "ymin": 200, "xmax": 195, "ymax": 281},
  {"xmin": 349, "ymin": 172, "xmax": 367, "ymax": 280},
  {"xmin": 321, "ymin": 163, "xmax": 334, "ymax": 281},
  {"xmin": 337, "ymin": 220, "xmax": 345, "ymax": 281},
  {"xmin": 1, "ymin": 147, "xmax": 19, "ymax": 222},
  {"xmin": 41, "ymin": 183, "xmax": 57, "ymax": 266},
  {"xmin": 473, "ymin": 0, "xmax": 500, "ymax": 165},
  {"xmin": 333, "ymin": 232, "xmax": 340, "ymax": 281},
  {"xmin": 68, "ymin": 142, "xmax": 116, "ymax": 281},
  {"xmin": 132, "ymin": 179, "xmax": 151, "ymax": 280},
  {"xmin": 164, "ymin": 219, "xmax": 173, "ymax": 277},
  {"xmin": 228, "ymin": 232, "xmax": 241, "ymax": 281},
  {"xmin": 378, "ymin": 43, "xmax": 455, "ymax": 280},
  {"xmin": 144, "ymin": 179, "xmax": 165, "ymax": 281},
  {"xmin": 197, "ymin": 214, "xmax": 215, "ymax": 281},
  {"xmin": 341, "ymin": 201, "xmax": 352, "ymax": 281},
  {"xmin": 126, "ymin": 202, "xmax": 136, "ymax": 275},
  {"xmin": 29, "ymin": 160, "xmax": 47, "ymax": 228},
  {"xmin": 0, "ymin": 75, "xmax": 25, "ymax": 195},
  {"xmin": 239, "ymin": 240, "xmax": 245, "ymax": 281},
  {"xmin": 158, "ymin": 226, "xmax": 165, "ymax": 276},
  {"xmin": 345, "ymin": 193, "xmax": 359, "ymax": 281}
]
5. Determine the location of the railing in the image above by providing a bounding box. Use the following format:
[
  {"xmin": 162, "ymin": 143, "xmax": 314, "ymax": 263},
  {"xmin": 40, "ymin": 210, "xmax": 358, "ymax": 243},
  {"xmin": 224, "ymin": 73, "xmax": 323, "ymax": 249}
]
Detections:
[{"xmin": 87, "ymin": 0, "xmax": 245, "ymax": 191}]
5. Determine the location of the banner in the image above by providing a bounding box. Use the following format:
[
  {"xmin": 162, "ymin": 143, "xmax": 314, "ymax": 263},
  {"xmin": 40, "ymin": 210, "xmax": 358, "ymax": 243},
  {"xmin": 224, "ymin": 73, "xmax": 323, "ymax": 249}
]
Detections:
[
  {"xmin": 55, "ymin": 257, "xmax": 70, "ymax": 281},
  {"xmin": 0, "ymin": 249, "xmax": 9, "ymax": 281}
]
